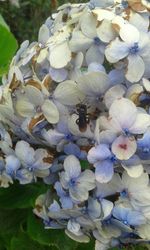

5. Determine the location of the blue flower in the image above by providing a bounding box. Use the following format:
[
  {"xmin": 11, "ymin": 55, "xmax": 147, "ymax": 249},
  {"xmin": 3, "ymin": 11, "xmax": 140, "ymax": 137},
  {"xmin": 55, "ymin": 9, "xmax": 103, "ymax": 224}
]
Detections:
[
  {"xmin": 54, "ymin": 181, "xmax": 74, "ymax": 209},
  {"xmin": 137, "ymin": 129, "xmax": 150, "ymax": 160},
  {"xmin": 87, "ymin": 144, "xmax": 115, "ymax": 183},
  {"xmin": 113, "ymin": 206, "xmax": 146, "ymax": 229},
  {"xmin": 60, "ymin": 155, "xmax": 95, "ymax": 202},
  {"xmin": 64, "ymin": 142, "xmax": 87, "ymax": 160}
]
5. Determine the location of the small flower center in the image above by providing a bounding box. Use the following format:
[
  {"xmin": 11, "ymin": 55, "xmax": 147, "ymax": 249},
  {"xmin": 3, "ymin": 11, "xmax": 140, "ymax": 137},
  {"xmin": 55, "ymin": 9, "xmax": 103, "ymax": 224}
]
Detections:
[
  {"xmin": 110, "ymin": 155, "xmax": 117, "ymax": 163},
  {"xmin": 143, "ymin": 147, "xmax": 150, "ymax": 153},
  {"xmin": 121, "ymin": 0, "xmax": 128, "ymax": 8},
  {"xmin": 36, "ymin": 105, "xmax": 42, "ymax": 113},
  {"xmin": 28, "ymin": 166, "xmax": 33, "ymax": 172},
  {"xmin": 123, "ymin": 220, "xmax": 128, "ymax": 225},
  {"xmin": 93, "ymin": 37, "xmax": 101, "ymax": 46},
  {"xmin": 119, "ymin": 144, "xmax": 127, "ymax": 150},
  {"xmin": 65, "ymin": 133, "xmax": 73, "ymax": 141},
  {"xmin": 69, "ymin": 178, "xmax": 77, "ymax": 187},
  {"xmin": 129, "ymin": 42, "xmax": 139, "ymax": 55},
  {"xmin": 120, "ymin": 189, "xmax": 128, "ymax": 198},
  {"xmin": 123, "ymin": 128, "xmax": 131, "ymax": 137}
]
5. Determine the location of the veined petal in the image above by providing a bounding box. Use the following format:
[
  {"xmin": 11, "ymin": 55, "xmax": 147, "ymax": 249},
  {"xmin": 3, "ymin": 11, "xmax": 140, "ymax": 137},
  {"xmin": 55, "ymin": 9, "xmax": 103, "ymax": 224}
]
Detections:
[
  {"xmin": 95, "ymin": 160, "xmax": 114, "ymax": 183},
  {"xmin": 49, "ymin": 67, "xmax": 68, "ymax": 82},
  {"xmin": 15, "ymin": 140, "xmax": 35, "ymax": 165},
  {"xmin": 38, "ymin": 24, "xmax": 49, "ymax": 44},
  {"xmin": 126, "ymin": 54, "xmax": 145, "ymax": 83},
  {"xmin": 54, "ymin": 80, "xmax": 85, "ymax": 105},
  {"xmin": 42, "ymin": 100, "xmax": 59, "ymax": 124},
  {"xmin": 16, "ymin": 99, "xmax": 35, "ymax": 118},
  {"xmin": 78, "ymin": 170, "xmax": 96, "ymax": 191},
  {"xmin": 77, "ymin": 72, "xmax": 111, "ymax": 96},
  {"xmin": 101, "ymin": 199, "xmax": 113, "ymax": 219},
  {"xmin": 97, "ymin": 19, "xmax": 116, "ymax": 43},
  {"xmin": 92, "ymin": 9, "xmax": 115, "ymax": 21},
  {"xmin": 122, "ymin": 155, "xmax": 143, "ymax": 178},
  {"xmin": 64, "ymin": 155, "xmax": 81, "ymax": 178},
  {"xmin": 87, "ymin": 144, "xmax": 112, "ymax": 164},
  {"xmin": 70, "ymin": 186, "xmax": 88, "ymax": 202},
  {"xmin": 80, "ymin": 12, "xmax": 97, "ymax": 38},
  {"xmin": 120, "ymin": 24, "xmax": 139, "ymax": 44},
  {"xmin": 104, "ymin": 85, "xmax": 126, "ymax": 109},
  {"xmin": 112, "ymin": 135, "xmax": 137, "ymax": 160},
  {"xmin": 69, "ymin": 31, "xmax": 92, "ymax": 52},
  {"xmin": 105, "ymin": 38, "xmax": 129, "ymax": 63},
  {"xmin": 129, "ymin": 113, "xmax": 150, "ymax": 134},
  {"xmin": 109, "ymin": 98, "xmax": 137, "ymax": 129},
  {"xmin": 86, "ymin": 45, "xmax": 104, "ymax": 65},
  {"xmin": 122, "ymin": 163, "xmax": 143, "ymax": 178},
  {"xmin": 25, "ymin": 85, "xmax": 44, "ymax": 106},
  {"xmin": 49, "ymin": 41, "xmax": 71, "ymax": 69}
]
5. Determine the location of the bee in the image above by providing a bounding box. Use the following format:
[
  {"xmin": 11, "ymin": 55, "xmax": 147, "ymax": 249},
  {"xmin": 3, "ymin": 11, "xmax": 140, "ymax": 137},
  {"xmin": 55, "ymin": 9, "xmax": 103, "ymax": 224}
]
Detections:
[{"xmin": 76, "ymin": 104, "xmax": 90, "ymax": 132}]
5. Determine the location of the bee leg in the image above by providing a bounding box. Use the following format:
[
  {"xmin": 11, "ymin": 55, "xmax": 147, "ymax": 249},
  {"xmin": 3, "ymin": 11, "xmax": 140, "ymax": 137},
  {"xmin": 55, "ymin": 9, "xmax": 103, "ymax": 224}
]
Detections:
[{"xmin": 86, "ymin": 115, "xmax": 90, "ymax": 123}]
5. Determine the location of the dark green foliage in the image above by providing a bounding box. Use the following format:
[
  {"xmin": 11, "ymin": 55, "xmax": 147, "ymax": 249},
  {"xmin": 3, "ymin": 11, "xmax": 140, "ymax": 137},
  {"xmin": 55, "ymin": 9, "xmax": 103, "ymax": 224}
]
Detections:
[{"xmin": 0, "ymin": 0, "xmax": 87, "ymax": 44}]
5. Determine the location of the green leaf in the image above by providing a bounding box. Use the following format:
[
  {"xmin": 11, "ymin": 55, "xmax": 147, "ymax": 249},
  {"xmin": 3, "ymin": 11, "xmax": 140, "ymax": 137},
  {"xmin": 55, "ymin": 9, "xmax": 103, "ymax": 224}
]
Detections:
[
  {"xmin": 10, "ymin": 233, "xmax": 53, "ymax": 250},
  {"xmin": 0, "ymin": 209, "xmax": 28, "ymax": 235},
  {"xmin": 0, "ymin": 24, "xmax": 18, "ymax": 76},
  {"xmin": 75, "ymin": 240, "xmax": 95, "ymax": 250},
  {"xmin": 0, "ymin": 14, "xmax": 9, "ymax": 30},
  {"xmin": 80, "ymin": 160, "xmax": 90, "ymax": 170},
  {"xmin": 27, "ymin": 212, "xmax": 78, "ymax": 250},
  {"xmin": 0, "ymin": 182, "xmax": 48, "ymax": 209}
]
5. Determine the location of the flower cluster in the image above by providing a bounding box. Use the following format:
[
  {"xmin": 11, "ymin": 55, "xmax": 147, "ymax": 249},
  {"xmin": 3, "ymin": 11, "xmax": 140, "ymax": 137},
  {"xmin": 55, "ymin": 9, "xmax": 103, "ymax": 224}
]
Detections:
[{"xmin": 1, "ymin": 0, "xmax": 150, "ymax": 249}]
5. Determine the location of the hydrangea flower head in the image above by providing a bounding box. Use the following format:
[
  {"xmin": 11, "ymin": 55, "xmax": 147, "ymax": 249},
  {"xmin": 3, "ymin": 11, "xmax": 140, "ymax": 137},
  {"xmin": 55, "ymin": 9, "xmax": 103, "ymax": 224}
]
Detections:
[{"xmin": 1, "ymin": 0, "xmax": 150, "ymax": 249}]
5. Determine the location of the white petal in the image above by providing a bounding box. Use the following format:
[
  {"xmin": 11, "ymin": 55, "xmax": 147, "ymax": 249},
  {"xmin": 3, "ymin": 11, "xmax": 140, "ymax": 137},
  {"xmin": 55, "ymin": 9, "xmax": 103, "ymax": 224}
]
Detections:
[
  {"xmin": 92, "ymin": 9, "xmax": 115, "ymax": 21},
  {"xmin": 105, "ymin": 38, "xmax": 129, "ymax": 63},
  {"xmin": 112, "ymin": 135, "xmax": 137, "ymax": 160},
  {"xmin": 64, "ymin": 155, "xmax": 81, "ymax": 178},
  {"xmin": 120, "ymin": 24, "xmax": 139, "ymax": 44},
  {"xmin": 16, "ymin": 100, "xmax": 35, "ymax": 117},
  {"xmin": 129, "ymin": 113, "xmax": 150, "ymax": 134},
  {"xmin": 126, "ymin": 55, "xmax": 145, "ymax": 83},
  {"xmin": 42, "ymin": 100, "xmax": 59, "ymax": 124},
  {"xmin": 77, "ymin": 72, "xmax": 111, "ymax": 96},
  {"xmin": 138, "ymin": 224, "xmax": 150, "ymax": 240},
  {"xmin": 104, "ymin": 84, "xmax": 126, "ymax": 109},
  {"xmin": 49, "ymin": 41, "xmax": 71, "ymax": 69},
  {"xmin": 15, "ymin": 140, "xmax": 35, "ymax": 165},
  {"xmin": 36, "ymin": 48, "xmax": 48, "ymax": 64},
  {"xmin": 69, "ymin": 31, "xmax": 92, "ymax": 52},
  {"xmin": 85, "ymin": 45, "xmax": 104, "ymax": 65},
  {"xmin": 129, "ymin": 12, "xmax": 149, "ymax": 33},
  {"xmin": 101, "ymin": 199, "xmax": 113, "ymax": 219},
  {"xmin": 142, "ymin": 78, "xmax": 150, "ymax": 92},
  {"xmin": 81, "ymin": 12, "xmax": 97, "ymax": 38},
  {"xmin": 49, "ymin": 67, "xmax": 68, "ymax": 82},
  {"xmin": 65, "ymin": 229, "xmax": 90, "ymax": 243},
  {"xmin": 38, "ymin": 24, "xmax": 49, "ymax": 44},
  {"xmin": 97, "ymin": 19, "xmax": 116, "ymax": 43},
  {"xmin": 109, "ymin": 98, "xmax": 137, "ymax": 129},
  {"xmin": 122, "ymin": 171, "xmax": 149, "ymax": 190},
  {"xmin": 122, "ymin": 163, "xmax": 143, "ymax": 178},
  {"xmin": 25, "ymin": 85, "xmax": 44, "ymax": 106},
  {"xmin": 54, "ymin": 80, "xmax": 85, "ymax": 105},
  {"xmin": 73, "ymin": 52, "xmax": 84, "ymax": 69}
]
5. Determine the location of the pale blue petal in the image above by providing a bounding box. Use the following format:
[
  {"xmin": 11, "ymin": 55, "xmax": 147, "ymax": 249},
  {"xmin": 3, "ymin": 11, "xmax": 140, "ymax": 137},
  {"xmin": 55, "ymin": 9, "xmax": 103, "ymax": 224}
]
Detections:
[{"xmin": 95, "ymin": 160, "xmax": 114, "ymax": 183}]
